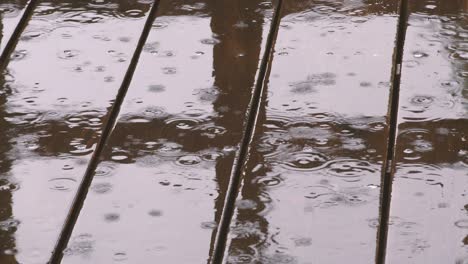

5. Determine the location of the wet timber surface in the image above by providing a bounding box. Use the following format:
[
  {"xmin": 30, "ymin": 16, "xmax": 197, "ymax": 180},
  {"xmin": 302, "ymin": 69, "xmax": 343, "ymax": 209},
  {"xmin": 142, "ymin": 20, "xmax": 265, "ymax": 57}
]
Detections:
[
  {"xmin": 62, "ymin": 0, "xmax": 276, "ymax": 263},
  {"xmin": 0, "ymin": 0, "xmax": 465, "ymax": 264},
  {"xmin": 0, "ymin": 0, "xmax": 155, "ymax": 263},
  {"xmin": 224, "ymin": 0, "xmax": 399, "ymax": 263},
  {"xmin": 385, "ymin": 1, "xmax": 468, "ymax": 263}
]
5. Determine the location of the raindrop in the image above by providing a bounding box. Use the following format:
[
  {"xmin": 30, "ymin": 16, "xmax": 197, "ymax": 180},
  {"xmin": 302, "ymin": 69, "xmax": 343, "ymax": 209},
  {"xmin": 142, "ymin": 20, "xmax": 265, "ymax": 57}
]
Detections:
[
  {"xmin": 152, "ymin": 22, "xmax": 168, "ymax": 29},
  {"xmin": 294, "ymin": 237, "xmax": 312, "ymax": 247},
  {"xmin": 255, "ymin": 175, "xmax": 281, "ymax": 187},
  {"xmin": 94, "ymin": 164, "xmax": 115, "ymax": 177},
  {"xmin": 21, "ymin": 31, "xmax": 45, "ymax": 41},
  {"xmin": 313, "ymin": 5, "xmax": 337, "ymax": 14},
  {"xmin": 223, "ymin": 146, "xmax": 237, "ymax": 153},
  {"xmin": 157, "ymin": 142, "xmax": 182, "ymax": 156},
  {"xmin": 91, "ymin": 182, "xmax": 112, "ymax": 194},
  {"xmin": 161, "ymin": 50, "xmax": 174, "ymax": 57},
  {"xmin": 11, "ymin": 50, "xmax": 28, "ymax": 61},
  {"xmin": 111, "ymin": 151, "xmax": 131, "ymax": 163},
  {"xmin": 49, "ymin": 178, "xmax": 76, "ymax": 191},
  {"xmin": 0, "ymin": 180, "xmax": 17, "ymax": 192},
  {"xmin": 58, "ymin": 49, "xmax": 80, "ymax": 59},
  {"xmin": 236, "ymin": 199, "xmax": 257, "ymax": 210},
  {"xmin": 118, "ymin": 36, "xmax": 131, "ymax": 43},
  {"xmin": 438, "ymin": 202, "xmax": 449, "ymax": 208},
  {"xmin": 91, "ymin": 0, "xmax": 108, "ymax": 5},
  {"xmin": 201, "ymin": 221, "xmax": 217, "ymax": 229},
  {"xmin": 183, "ymin": 108, "xmax": 208, "ymax": 117},
  {"xmin": 162, "ymin": 67, "xmax": 177, "ymax": 74},
  {"xmin": 123, "ymin": 9, "xmax": 144, "ymax": 18},
  {"xmin": 202, "ymin": 152, "xmax": 223, "ymax": 161},
  {"xmin": 231, "ymin": 254, "xmax": 253, "ymax": 263},
  {"xmin": 176, "ymin": 155, "xmax": 202, "ymax": 166},
  {"xmin": 360, "ymin": 82, "xmax": 372, "ymax": 87},
  {"xmin": 351, "ymin": 17, "xmax": 368, "ymax": 23},
  {"xmin": 410, "ymin": 95, "xmax": 434, "ymax": 106},
  {"xmin": 290, "ymin": 82, "xmax": 313, "ymax": 94},
  {"xmin": 404, "ymin": 60, "xmax": 419, "ymax": 68},
  {"xmin": 455, "ymin": 220, "xmax": 468, "ymax": 229},
  {"xmin": 148, "ymin": 210, "xmax": 163, "ymax": 217},
  {"xmin": 412, "ymin": 139, "xmax": 433, "ymax": 152},
  {"xmin": 104, "ymin": 76, "xmax": 115, "ymax": 82},
  {"xmin": 159, "ymin": 180, "xmax": 170, "ymax": 186},
  {"xmin": 203, "ymin": 126, "xmax": 227, "ymax": 137},
  {"xmin": 62, "ymin": 164, "xmax": 74, "ymax": 171},
  {"xmin": 370, "ymin": 122, "xmax": 386, "ymax": 131},
  {"xmin": 143, "ymin": 106, "xmax": 166, "ymax": 118},
  {"xmin": 200, "ymin": 38, "xmax": 220, "ymax": 45},
  {"xmin": 104, "ymin": 213, "xmax": 120, "ymax": 222},
  {"xmin": 148, "ymin": 84, "xmax": 165, "ymax": 93},
  {"xmin": 0, "ymin": 218, "xmax": 20, "ymax": 232},
  {"xmin": 282, "ymin": 151, "xmax": 329, "ymax": 171},
  {"xmin": 413, "ymin": 51, "xmax": 429, "ymax": 58},
  {"xmin": 326, "ymin": 160, "xmax": 376, "ymax": 181},
  {"xmin": 64, "ymin": 233, "xmax": 94, "ymax": 256},
  {"xmin": 451, "ymin": 51, "xmax": 468, "ymax": 60},
  {"xmin": 113, "ymin": 252, "xmax": 128, "ymax": 261},
  {"xmin": 166, "ymin": 118, "xmax": 199, "ymax": 130}
]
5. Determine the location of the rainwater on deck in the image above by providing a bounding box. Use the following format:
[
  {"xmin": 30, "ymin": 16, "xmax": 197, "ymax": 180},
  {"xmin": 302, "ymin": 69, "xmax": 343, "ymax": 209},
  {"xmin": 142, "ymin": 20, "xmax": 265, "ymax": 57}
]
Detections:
[{"xmin": 0, "ymin": 0, "xmax": 466, "ymax": 263}]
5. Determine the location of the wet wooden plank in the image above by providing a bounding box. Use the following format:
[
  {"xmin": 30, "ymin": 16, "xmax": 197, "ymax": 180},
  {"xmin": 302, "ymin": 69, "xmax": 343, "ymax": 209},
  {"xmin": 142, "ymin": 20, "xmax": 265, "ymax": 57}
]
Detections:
[
  {"xmin": 0, "ymin": 0, "xmax": 30, "ymax": 55},
  {"xmin": 386, "ymin": 1, "xmax": 468, "ymax": 263},
  {"xmin": 61, "ymin": 0, "xmax": 276, "ymax": 263},
  {"xmin": 0, "ymin": 1, "xmax": 155, "ymax": 263},
  {"xmin": 224, "ymin": 1, "xmax": 401, "ymax": 263}
]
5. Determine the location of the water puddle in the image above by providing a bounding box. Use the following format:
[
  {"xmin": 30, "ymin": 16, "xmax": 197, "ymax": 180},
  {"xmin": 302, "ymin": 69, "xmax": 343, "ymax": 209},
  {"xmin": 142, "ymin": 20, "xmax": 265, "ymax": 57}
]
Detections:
[
  {"xmin": 61, "ymin": 0, "xmax": 276, "ymax": 263},
  {"xmin": 225, "ymin": 0, "xmax": 400, "ymax": 262},
  {"xmin": 0, "ymin": 0, "xmax": 154, "ymax": 262},
  {"xmin": 386, "ymin": 1, "xmax": 468, "ymax": 263}
]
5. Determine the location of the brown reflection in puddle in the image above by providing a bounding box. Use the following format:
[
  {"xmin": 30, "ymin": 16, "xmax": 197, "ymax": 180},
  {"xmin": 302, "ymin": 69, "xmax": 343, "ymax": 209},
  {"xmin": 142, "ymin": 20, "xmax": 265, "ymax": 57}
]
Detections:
[
  {"xmin": 225, "ymin": 0, "xmax": 400, "ymax": 263},
  {"xmin": 0, "ymin": 0, "xmax": 153, "ymax": 263},
  {"xmin": 62, "ymin": 0, "xmax": 275, "ymax": 263},
  {"xmin": 386, "ymin": 1, "xmax": 468, "ymax": 263},
  {"xmin": 0, "ymin": 0, "xmax": 29, "ymax": 54}
]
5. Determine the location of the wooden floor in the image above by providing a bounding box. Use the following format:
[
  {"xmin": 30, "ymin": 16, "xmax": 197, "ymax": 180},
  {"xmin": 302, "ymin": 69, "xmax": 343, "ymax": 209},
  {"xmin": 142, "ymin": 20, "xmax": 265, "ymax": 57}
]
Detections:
[{"xmin": 0, "ymin": 0, "xmax": 466, "ymax": 263}]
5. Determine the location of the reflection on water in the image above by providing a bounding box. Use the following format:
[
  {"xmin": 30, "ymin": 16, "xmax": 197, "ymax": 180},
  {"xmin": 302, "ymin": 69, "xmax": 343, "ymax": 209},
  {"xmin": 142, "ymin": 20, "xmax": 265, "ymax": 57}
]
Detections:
[
  {"xmin": 387, "ymin": 0, "xmax": 468, "ymax": 263},
  {"xmin": 62, "ymin": 0, "xmax": 275, "ymax": 263},
  {"xmin": 0, "ymin": 0, "xmax": 465, "ymax": 263},
  {"xmin": 225, "ymin": 0, "xmax": 400, "ymax": 263},
  {"xmin": 0, "ymin": 0, "xmax": 153, "ymax": 263}
]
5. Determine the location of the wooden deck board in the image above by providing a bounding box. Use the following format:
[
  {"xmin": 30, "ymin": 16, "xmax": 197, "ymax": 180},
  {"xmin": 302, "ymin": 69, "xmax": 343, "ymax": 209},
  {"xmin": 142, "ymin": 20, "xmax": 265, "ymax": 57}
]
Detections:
[
  {"xmin": 0, "ymin": 0, "xmax": 465, "ymax": 263},
  {"xmin": 385, "ymin": 1, "xmax": 468, "ymax": 263},
  {"xmin": 61, "ymin": 0, "xmax": 276, "ymax": 263},
  {"xmin": 223, "ymin": 0, "xmax": 401, "ymax": 263},
  {"xmin": 0, "ymin": 1, "xmax": 154, "ymax": 262}
]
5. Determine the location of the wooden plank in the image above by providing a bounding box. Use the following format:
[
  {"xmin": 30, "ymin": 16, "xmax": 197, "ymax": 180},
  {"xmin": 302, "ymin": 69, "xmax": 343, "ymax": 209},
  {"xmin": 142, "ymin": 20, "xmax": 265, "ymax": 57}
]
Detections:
[
  {"xmin": 0, "ymin": 1, "xmax": 155, "ymax": 263},
  {"xmin": 224, "ymin": 1, "xmax": 401, "ymax": 263},
  {"xmin": 61, "ymin": 0, "xmax": 276, "ymax": 263},
  {"xmin": 386, "ymin": 1, "xmax": 468, "ymax": 263},
  {"xmin": 0, "ymin": 0, "xmax": 30, "ymax": 54}
]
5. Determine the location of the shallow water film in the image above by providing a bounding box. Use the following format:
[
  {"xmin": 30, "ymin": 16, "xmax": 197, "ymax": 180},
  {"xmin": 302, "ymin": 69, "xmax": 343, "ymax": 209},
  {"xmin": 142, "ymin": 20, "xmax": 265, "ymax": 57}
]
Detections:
[{"xmin": 0, "ymin": 0, "xmax": 466, "ymax": 263}]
